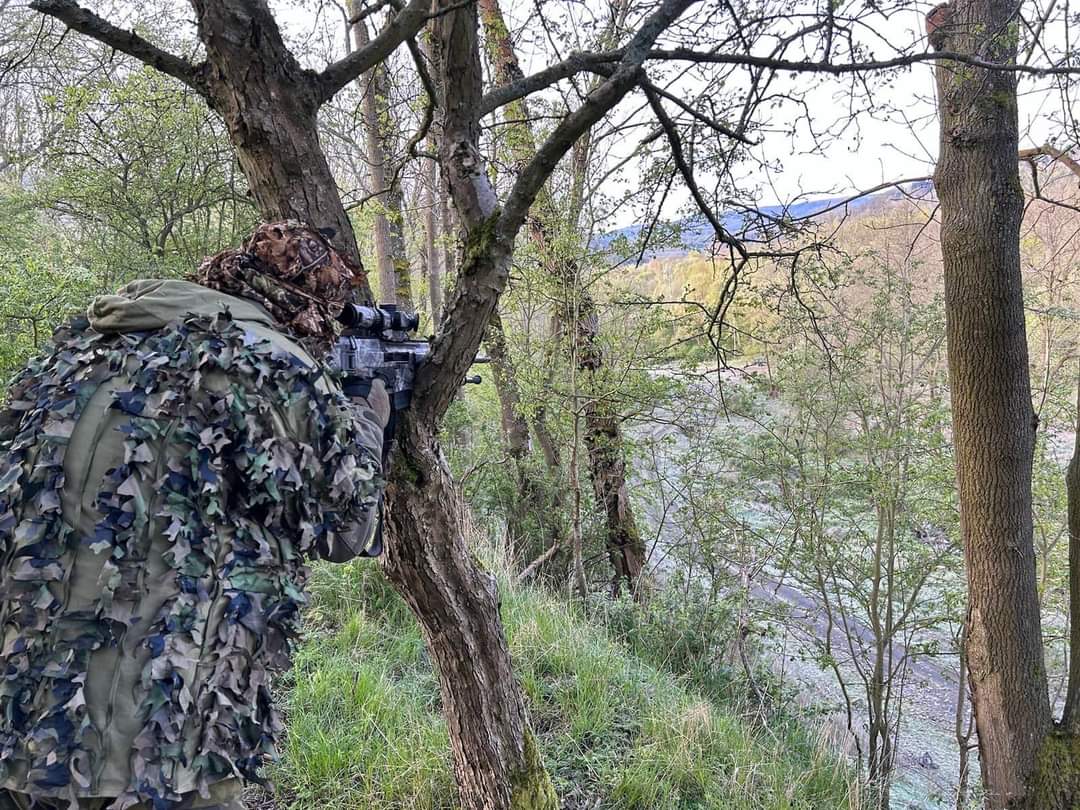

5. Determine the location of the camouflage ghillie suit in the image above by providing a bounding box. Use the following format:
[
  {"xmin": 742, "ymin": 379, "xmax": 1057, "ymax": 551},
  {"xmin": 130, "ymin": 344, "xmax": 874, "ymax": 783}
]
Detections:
[{"xmin": 0, "ymin": 277, "xmax": 385, "ymax": 809}]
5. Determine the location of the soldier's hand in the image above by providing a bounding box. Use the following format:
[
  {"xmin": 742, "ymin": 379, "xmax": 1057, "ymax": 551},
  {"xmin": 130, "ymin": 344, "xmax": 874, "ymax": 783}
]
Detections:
[{"xmin": 360, "ymin": 378, "xmax": 391, "ymax": 430}]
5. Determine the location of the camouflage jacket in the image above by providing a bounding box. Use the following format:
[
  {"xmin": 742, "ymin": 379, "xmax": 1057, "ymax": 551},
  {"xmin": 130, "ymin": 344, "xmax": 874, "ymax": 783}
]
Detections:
[{"xmin": 0, "ymin": 280, "xmax": 384, "ymax": 807}]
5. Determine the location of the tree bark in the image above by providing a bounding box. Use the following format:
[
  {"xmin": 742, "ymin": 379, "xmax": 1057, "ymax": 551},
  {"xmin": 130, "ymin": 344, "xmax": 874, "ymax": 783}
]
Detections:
[
  {"xmin": 933, "ymin": 1, "xmax": 1053, "ymax": 804},
  {"xmin": 189, "ymin": 0, "xmax": 368, "ymax": 293},
  {"xmin": 1064, "ymin": 361, "xmax": 1080, "ymax": 734},
  {"xmin": 382, "ymin": 419, "xmax": 555, "ymax": 810}
]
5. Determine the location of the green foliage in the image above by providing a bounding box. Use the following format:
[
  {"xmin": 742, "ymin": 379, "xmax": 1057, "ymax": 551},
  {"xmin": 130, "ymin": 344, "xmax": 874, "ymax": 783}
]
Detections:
[
  {"xmin": 0, "ymin": 66, "xmax": 257, "ymax": 384},
  {"xmin": 39, "ymin": 66, "xmax": 255, "ymax": 277},
  {"xmin": 272, "ymin": 552, "xmax": 858, "ymax": 809},
  {"xmin": 0, "ymin": 187, "xmax": 97, "ymax": 380},
  {"xmin": 595, "ymin": 577, "xmax": 738, "ymax": 697}
]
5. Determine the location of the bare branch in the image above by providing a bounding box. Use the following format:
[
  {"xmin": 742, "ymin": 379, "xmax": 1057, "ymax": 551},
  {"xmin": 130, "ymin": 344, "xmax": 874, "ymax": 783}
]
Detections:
[
  {"xmin": 642, "ymin": 83, "xmax": 746, "ymax": 259},
  {"xmin": 497, "ymin": 0, "xmax": 698, "ymax": 244},
  {"xmin": 1019, "ymin": 144, "xmax": 1080, "ymax": 180},
  {"xmin": 348, "ymin": 0, "xmax": 398, "ymax": 25},
  {"xmin": 641, "ymin": 77, "xmax": 757, "ymax": 145},
  {"xmin": 648, "ymin": 46, "xmax": 1080, "ymax": 77},
  {"xmin": 477, "ymin": 49, "xmax": 621, "ymax": 117},
  {"xmin": 28, "ymin": 0, "xmax": 203, "ymax": 91},
  {"xmin": 403, "ymin": 36, "xmax": 438, "ymax": 158},
  {"xmin": 315, "ymin": 0, "xmax": 432, "ymax": 104},
  {"xmin": 516, "ymin": 540, "xmax": 562, "ymax": 583},
  {"xmin": 476, "ymin": 33, "xmax": 1080, "ymax": 120}
]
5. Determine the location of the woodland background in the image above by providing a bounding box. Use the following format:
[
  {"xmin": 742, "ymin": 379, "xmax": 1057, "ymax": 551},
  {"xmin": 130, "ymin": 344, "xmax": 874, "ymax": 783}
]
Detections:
[{"xmin": 2, "ymin": 0, "xmax": 1080, "ymax": 808}]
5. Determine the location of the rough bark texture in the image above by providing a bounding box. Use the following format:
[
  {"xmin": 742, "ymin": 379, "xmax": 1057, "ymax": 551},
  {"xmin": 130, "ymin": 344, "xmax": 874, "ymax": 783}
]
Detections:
[
  {"xmin": 189, "ymin": 0, "xmax": 368, "ymax": 294},
  {"xmin": 1065, "ymin": 364, "xmax": 1080, "ymax": 735},
  {"xmin": 382, "ymin": 419, "xmax": 556, "ymax": 810},
  {"xmin": 933, "ymin": 1, "xmax": 1054, "ymax": 805}
]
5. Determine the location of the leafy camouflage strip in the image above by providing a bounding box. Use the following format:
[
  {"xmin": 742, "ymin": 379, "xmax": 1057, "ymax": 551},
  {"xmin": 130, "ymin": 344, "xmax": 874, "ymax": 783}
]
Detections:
[
  {"xmin": 0, "ymin": 316, "xmax": 112, "ymax": 806},
  {"xmin": 0, "ymin": 311, "xmax": 381, "ymax": 809}
]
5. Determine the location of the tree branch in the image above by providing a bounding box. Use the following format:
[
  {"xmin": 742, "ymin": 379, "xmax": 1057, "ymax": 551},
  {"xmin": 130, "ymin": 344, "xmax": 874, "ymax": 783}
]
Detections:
[
  {"xmin": 648, "ymin": 46, "xmax": 1080, "ymax": 76},
  {"xmin": 477, "ymin": 50, "xmax": 622, "ymax": 117},
  {"xmin": 497, "ymin": 0, "xmax": 699, "ymax": 244},
  {"xmin": 29, "ymin": 0, "xmax": 203, "ymax": 91},
  {"xmin": 412, "ymin": 0, "xmax": 698, "ymax": 422},
  {"xmin": 642, "ymin": 83, "xmax": 746, "ymax": 259},
  {"xmin": 315, "ymin": 0, "xmax": 433, "ymax": 104},
  {"xmin": 476, "ymin": 37, "xmax": 1080, "ymax": 120},
  {"xmin": 1019, "ymin": 144, "xmax": 1080, "ymax": 180},
  {"xmin": 641, "ymin": 77, "xmax": 757, "ymax": 145}
]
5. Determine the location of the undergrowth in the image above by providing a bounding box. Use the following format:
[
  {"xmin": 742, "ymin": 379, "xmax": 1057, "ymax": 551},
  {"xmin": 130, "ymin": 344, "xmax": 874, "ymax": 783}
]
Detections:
[{"xmin": 267, "ymin": 550, "xmax": 859, "ymax": 810}]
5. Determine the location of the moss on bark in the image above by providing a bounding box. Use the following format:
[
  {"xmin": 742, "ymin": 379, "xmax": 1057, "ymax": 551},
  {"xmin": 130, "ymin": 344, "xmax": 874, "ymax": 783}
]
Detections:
[
  {"xmin": 509, "ymin": 729, "xmax": 558, "ymax": 810},
  {"xmin": 1026, "ymin": 730, "xmax": 1080, "ymax": 809},
  {"xmin": 461, "ymin": 212, "xmax": 500, "ymax": 277}
]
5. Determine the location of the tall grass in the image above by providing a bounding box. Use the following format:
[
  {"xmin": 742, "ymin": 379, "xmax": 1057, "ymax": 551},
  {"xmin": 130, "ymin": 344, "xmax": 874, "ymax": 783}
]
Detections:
[{"xmin": 268, "ymin": 544, "xmax": 859, "ymax": 809}]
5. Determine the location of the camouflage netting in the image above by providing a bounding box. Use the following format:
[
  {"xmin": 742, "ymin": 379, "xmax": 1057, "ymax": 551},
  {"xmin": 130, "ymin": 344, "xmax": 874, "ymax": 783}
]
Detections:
[
  {"xmin": 192, "ymin": 221, "xmax": 358, "ymax": 353},
  {"xmin": 0, "ymin": 310, "xmax": 381, "ymax": 808}
]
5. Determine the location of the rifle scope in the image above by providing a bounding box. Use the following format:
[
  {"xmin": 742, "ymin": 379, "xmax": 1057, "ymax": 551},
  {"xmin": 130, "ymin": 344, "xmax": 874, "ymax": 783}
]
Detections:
[{"xmin": 337, "ymin": 303, "xmax": 420, "ymax": 333}]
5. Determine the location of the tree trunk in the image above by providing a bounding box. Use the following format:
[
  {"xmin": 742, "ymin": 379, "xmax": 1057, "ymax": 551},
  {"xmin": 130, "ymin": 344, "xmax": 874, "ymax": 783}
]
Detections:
[
  {"xmin": 1064, "ymin": 361, "xmax": 1080, "ymax": 734},
  {"xmin": 351, "ymin": 5, "xmax": 415, "ymax": 308},
  {"xmin": 485, "ymin": 311, "xmax": 531, "ymax": 466},
  {"xmin": 382, "ymin": 420, "xmax": 556, "ymax": 810},
  {"xmin": 486, "ymin": 308, "xmax": 534, "ymax": 498},
  {"xmin": 422, "ymin": 155, "xmax": 444, "ymax": 325},
  {"xmin": 582, "ymin": 394, "xmax": 644, "ymax": 589},
  {"xmin": 190, "ymin": 0, "xmax": 370, "ymax": 298},
  {"xmin": 933, "ymin": 1, "xmax": 1053, "ymax": 804},
  {"xmin": 478, "ymin": 0, "xmax": 644, "ymax": 593},
  {"xmin": 378, "ymin": 3, "xmax": 560, "ymax": 807}
]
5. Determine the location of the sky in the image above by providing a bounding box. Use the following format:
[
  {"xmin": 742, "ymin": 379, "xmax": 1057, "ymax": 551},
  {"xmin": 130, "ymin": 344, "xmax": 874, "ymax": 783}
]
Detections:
[{"xmin": 71, "ymin": 0, "xmax": 1078, "ymax": 224}]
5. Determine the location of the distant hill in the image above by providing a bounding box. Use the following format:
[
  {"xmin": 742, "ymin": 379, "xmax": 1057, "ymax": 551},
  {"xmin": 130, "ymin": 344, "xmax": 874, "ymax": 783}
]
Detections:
[{"xmin": 595, "ymin": 180, "xmax": 935, "ymax": 262}]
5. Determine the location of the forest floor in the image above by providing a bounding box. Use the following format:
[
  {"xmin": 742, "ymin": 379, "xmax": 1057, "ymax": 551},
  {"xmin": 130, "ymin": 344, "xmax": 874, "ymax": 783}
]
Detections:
[{"xmin": 263, "ymin": 541, "xmax": 859, "ymax": 809}]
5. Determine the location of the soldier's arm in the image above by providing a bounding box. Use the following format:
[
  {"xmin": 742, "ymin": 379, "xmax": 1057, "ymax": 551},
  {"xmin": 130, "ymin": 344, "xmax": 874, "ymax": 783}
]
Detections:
[{"xmin": 311, "ymin": 378, "xmax": 390, "ymax": 563}]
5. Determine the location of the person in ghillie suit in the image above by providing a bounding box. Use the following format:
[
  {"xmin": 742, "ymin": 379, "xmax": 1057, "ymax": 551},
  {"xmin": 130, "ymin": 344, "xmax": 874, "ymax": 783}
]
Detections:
[{"xmin": 0, "ymin": 222, "xmax": 390, "ymax": 809}]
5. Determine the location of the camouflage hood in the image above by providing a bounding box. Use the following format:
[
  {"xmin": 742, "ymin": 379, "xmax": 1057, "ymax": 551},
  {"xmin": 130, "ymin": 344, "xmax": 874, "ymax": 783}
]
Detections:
[{"xmin": 87, "ymin": 279, "xmax": 276, "ymax": 335}]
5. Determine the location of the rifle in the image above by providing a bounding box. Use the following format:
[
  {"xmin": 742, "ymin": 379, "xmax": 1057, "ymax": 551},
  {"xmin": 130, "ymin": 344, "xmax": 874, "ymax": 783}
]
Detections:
[{"xmin": 329, "ymin": 303, "xmax": 485, "ymax": 555}]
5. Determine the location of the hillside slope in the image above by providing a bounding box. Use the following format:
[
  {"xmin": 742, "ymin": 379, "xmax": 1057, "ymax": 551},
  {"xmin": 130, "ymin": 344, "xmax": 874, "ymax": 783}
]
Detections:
[{"xmin": 264, "ymin": 545, "xmax": 858, "ymax": 810}]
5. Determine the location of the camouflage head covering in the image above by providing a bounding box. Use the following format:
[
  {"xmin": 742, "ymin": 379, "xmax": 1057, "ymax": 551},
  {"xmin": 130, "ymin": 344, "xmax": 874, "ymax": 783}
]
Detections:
[{"xmin": 192, "ymin": 221, "xmax": 358, "ymax": 350}]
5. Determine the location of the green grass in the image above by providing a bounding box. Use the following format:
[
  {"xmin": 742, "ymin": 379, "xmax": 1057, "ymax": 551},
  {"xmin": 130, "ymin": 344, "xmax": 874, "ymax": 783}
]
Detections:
[{"xmin": 269, "ymin": 551, "xmax": 859, "ymax": 810}]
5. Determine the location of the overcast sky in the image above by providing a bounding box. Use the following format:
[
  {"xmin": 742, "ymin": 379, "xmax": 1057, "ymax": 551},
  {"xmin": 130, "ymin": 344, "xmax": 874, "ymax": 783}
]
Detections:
[{"xmin": 87, "ymin": 0, "xmax": 1079, "ymax": 223}]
